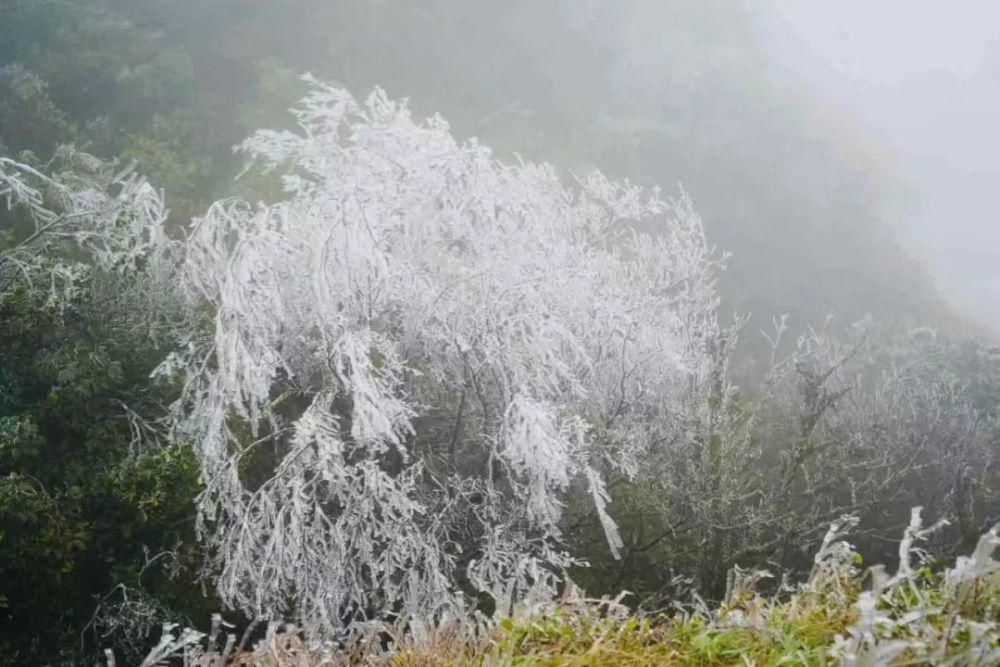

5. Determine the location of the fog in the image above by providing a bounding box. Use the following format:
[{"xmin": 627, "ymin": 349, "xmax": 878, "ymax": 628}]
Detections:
[
  {"xmin": 757, "ymin": 1, "xmax": 1000, "ymax": 331},
  {"xmin": 5, "ymin": 1, "xmax": 992, "ymax": 336},
  {"xmin": 8, "ymin": 3, "xmax": 1000, "ymax": 661}
]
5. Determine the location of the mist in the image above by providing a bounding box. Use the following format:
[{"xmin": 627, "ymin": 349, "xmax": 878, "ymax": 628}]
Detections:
[
  {"xmin": 5, "ymin": 2, "xmax": 1000, "ymax": 662},
  {"xmin": 757, "ymin": 0, "xmax": 1000, "ymax": 332}
]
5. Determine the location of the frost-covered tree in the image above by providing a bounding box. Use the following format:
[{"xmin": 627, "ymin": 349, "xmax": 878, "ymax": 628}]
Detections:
[
  {"xmin": 0, "ymin": 146, "xmax": 169, "ymax": 308},
  {"xmin": 163, "ymin": 78, "xmax": 725, "ymax": 635},
  {"xmin": 0, "ymin": 148, "xmax": 206, "ymax": 662}
]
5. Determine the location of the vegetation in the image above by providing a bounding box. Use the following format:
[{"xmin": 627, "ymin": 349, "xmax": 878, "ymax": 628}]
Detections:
[
  {"xmin": 132, "ymin": 514, "xmax": 1000, "ymax": 665},
  {"xmin": 0, "ymin": 2, "xmax": 998, "ymax": 665}
]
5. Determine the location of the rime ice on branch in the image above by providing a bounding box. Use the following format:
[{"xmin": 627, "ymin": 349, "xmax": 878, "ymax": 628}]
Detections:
[
  {"xmin": 165, "ymin": 78, "xmax": 725, "ymax": 635},
  {"xmin": 0, "ymin": 148, "xmax": 169, "ymax": 308}
]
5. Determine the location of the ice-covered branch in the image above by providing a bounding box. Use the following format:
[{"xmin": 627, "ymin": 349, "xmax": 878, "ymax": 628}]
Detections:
[{"xmin": 165, "ymin": 79, "xmax": 723, "ymax": 635}]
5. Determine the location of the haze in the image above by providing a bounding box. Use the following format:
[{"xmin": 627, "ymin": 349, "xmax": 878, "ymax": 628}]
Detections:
[
  {"xmin": 758, "ymin": 0, "xmax": 1000, "ymax": 331},
  {"xmin": 6, "ymin": 2, "xmax": 1000, "ymax": 661}
]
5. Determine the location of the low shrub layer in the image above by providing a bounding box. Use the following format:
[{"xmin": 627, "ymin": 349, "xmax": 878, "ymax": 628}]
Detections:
[{"xmin": 125, "ymin": 511, "xmax": 1000, "ymax": 666}]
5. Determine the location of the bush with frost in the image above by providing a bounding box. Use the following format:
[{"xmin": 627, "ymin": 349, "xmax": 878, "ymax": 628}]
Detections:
[{"xmin": 1, "ymin": 147, "xmax": 169, "ymax": 307}]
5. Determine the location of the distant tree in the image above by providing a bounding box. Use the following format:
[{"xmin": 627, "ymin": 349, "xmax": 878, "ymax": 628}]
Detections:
[{"xmin": 0, "ymin": 64, "xmax": 74, "ymax": 155}]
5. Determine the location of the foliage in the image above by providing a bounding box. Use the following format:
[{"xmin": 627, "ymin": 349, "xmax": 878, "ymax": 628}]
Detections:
[
  {"xmin": 0, "ymin": 152, "xmax": 206, "ymax": 663},
  {"xmin": 0, "ymin": 64, "xmax": 74, "ymax": 154},
  {"xmin": 569, "ymin": 320, "xmax": 1000, "ymax": 604},
  {"xmin": 126, "ymin": 513, "xmax": 1000, "ymax": 666},
  {"xmin": 0, "ymin": 284, "xmax": 209, "ymax": 663}
]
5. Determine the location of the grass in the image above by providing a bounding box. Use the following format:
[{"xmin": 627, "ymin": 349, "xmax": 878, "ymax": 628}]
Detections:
[{"xmin": 125, "ymin": 514, "xmax": 1000, "ymax": 666}]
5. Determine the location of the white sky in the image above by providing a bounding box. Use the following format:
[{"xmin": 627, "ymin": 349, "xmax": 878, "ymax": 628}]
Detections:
[{"xmin": 754, "ymin": 1, "xmax": 1000, "ymax": 330}]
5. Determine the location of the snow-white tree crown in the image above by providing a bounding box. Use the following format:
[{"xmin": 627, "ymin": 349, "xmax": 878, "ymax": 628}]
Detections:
[{"xmin": 166, "ymin": 77, "xmax": 725, "ymax": 635}]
